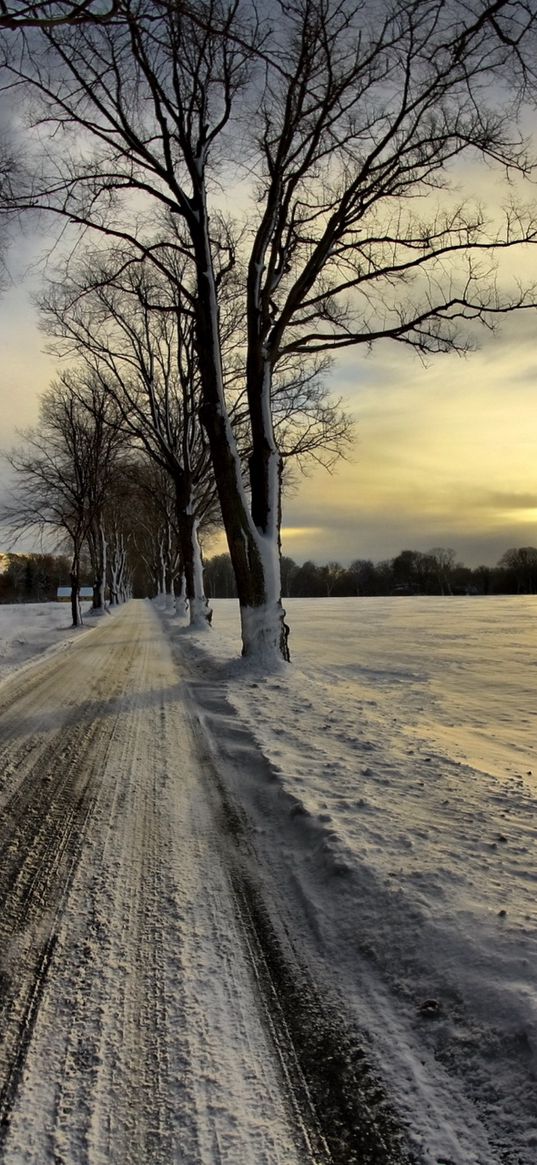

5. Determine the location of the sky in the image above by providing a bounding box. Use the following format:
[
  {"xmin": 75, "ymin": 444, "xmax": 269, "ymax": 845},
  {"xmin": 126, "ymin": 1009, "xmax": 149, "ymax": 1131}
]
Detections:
[
  {"xmin": 1, "ymin": 117, "xmax": 536, "ymax": 571},
  {"xmin": 1, "ymin": 13, "xmax": 536, "ymax": 573},
  {"xmin": 0, "ymin": 226, "xmax": 536, "ymax": 569},
  {"xmin": 208, "ymin": 307, "xmax": 537, "ymax": 569},
  {"xmin": 277, "ymin": 313, "xmax": 537, "ymax": 568},
  {"xmin": 271, "ymin": 150, "xmax": 537, "ymax": 571}
]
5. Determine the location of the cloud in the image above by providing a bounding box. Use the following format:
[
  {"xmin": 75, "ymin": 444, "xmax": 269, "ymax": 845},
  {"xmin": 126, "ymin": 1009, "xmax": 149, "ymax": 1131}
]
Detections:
[
  {"xmin": 470, "ymin": 491, "xmax": 537, "ymax": 512},
  {"xmin": 0, "ymin": 281, "xmax": 56, "ymax": 448},
  {"xmin": 273, "ymin": 319, "xmax": 537, "ymax": 566},
  {"xmin": 1, "ymin": 146, "xmax": 536, "ymax": 571},
  {"xmin": 205, "ymin": 320, "xmax": 537, "ymax": 569}
]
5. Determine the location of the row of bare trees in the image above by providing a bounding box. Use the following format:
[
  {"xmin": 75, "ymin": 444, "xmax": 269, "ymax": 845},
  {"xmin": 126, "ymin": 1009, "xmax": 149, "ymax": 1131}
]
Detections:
[
  {"xmin": 1, "ymin": 0, "xmax": 537, "ymax": 659},
  {"xmin": 205, "ymin": 547, "xmax": 537, "ymax": 597},
  {"xmin": 6, "ymin": 378, "xmax": 129, "ymax": 624},
  {"xmin": 37, "ymin": 245, "xmax": 350, "ymax": 622},
  {"xmin": 3, "ymin": 371, "xmax": 215, "ymax": 624},
  {"xmin": 4, "ymin": 251, "xmax": 351, "ymax": 626}
]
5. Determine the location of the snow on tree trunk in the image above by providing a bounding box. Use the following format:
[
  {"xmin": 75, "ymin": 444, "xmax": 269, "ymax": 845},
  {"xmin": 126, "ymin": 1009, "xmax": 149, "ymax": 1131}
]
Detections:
[
  {"xmin": 116, "ymin": 536, "xmax": 127, "ymax": 604},
  {"xmin": 108, "ymin": 544, "xmax": 120, "ymax": 605},
  {"xmin": 163, "ymin": 517, "xmax": 175, "ymax": 610},
  {"xmin": 192, "ymin": 563, "xmax": 209, "ymax": 630},
  {"xmin": 186, "ymin": 513, "xmax": 211, "ymax": 629},
  {"xmin": 174, "ymin": 474, "xmax": 212, "ymax": 630},
  {"xmin": 91, "ymin": 526, "xmax": 107, "ymax": 613},
  {"xmin": 101, "ymin": 525, "xmax": 107, "ymax": 605},
  {"xmin": 157, "ymin": 537, "xmax": 167, "ymax": 605},
  {"xmin": 172, "ymin": 573, "xmax": 188, "ymax": 619},
  {"xmin": 192, "ymin": 216, "xmax": 288, "ymax": 663},
  {"xmin": 111, "ymin": 564, "xmax": 118, "ymax": 605}
]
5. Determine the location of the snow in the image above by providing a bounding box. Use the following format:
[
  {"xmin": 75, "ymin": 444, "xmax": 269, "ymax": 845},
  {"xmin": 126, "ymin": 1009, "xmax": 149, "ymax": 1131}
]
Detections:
[
  {"xmin": 239, "ymin": 596, "xmax": 287, "ymax": 663},
  {"xmin": 168, "ymin": 595, "xmax": 537, "ymax": 1165},
  {"xmin": 0, "ymin": 601, "xmax": 92, "ymax": 683},
  {"xmin": 2, "ymin": 594, "xmax": 537, "ymax": 1162},
  {"xmin": 0, "ymin": 602, "xmax": 304, "ymax": 1164}
]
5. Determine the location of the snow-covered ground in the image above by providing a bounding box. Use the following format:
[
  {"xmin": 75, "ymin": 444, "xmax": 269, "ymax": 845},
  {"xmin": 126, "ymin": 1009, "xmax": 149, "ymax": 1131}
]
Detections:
[
  {"xmin": 1, "ymin": 595, "xmax": 537, "ymax": 1163},
  {"xmin": 169, "ymin": 595, "xmax": 537, "ymax": 1165},
  {"xmin": 0, "ymin": 601, "xmax": 314, "ymax": 1165},
  {"xmin": 0, "ymin": 601, "xmax": 93, "ymax": 681}
]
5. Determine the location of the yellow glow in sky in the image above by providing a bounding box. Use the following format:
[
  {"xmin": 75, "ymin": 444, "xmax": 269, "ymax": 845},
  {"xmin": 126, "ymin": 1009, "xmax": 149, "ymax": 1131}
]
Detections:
[
  {"xmin": 275, "ymin": 311, "xmax": 537, "ymax": 566},
  {"xmin": 2, "ymin": 202, "xmax": 537, "ymax": 568}
]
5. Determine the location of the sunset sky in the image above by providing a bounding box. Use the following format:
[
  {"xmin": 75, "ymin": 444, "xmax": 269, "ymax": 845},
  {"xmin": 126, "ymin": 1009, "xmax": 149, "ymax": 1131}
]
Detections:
[
  {"xmin": 277, "ymin": 311, "xmax": 537, "ymax": 568},
  {"xmin": 1, "ymin": 176, "xmax": 536, "ymax": 570},
  {"xmin": 1, "ymin": 13, "xmax": 536, "ymax": 573}
]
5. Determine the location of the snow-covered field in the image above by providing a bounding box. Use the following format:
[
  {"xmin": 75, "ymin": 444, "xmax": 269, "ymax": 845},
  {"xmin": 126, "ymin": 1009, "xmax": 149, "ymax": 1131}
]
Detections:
[
  {"xmin": 0, "ymin": 601, "xmax": 92, "ymax": 681},
  {"xmin": 171, "ymin": 596, "xmax": 537, "ymax": 1165},
  {"xmin": 1, "ymin": 594, "xmax": 537, "ymax": 1163}
]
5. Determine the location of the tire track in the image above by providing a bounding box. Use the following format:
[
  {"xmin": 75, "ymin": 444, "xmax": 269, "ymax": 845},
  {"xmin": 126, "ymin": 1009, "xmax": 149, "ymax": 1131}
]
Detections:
[
  {"xmin": 1, "ymin": 599, "xmax": 387, "ymax": 1165},
  {"xmin": 0, "ymin": 610, "xmax": 147, "ymax": 1153},
  {"xmin": 185, "ymin": 678, "xmax": 417, "ymax": 1165},
  {"xmin": 0, "ymin": 718, "xmax": 120, "ymax": 1141}
]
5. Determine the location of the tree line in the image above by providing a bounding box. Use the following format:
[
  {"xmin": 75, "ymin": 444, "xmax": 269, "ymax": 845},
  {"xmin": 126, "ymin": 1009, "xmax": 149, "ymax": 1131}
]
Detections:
[
  {"xmin": 0, "ymin": 544, "xmax": 159, "ymax": 604},
  {"xmin": 0, "ymin": 552, "xmax": 77, "ymax": 603},
  {"xmin": 205, "ymin": 546, "xmax": 537, "ymax": 599},
  {"xmin": 3, "ymin": 542, "xmax": 536, "ymax": 605},
  {"xmin": 1, "ymin": 0, "xmax": 536, "ymax": 659}
]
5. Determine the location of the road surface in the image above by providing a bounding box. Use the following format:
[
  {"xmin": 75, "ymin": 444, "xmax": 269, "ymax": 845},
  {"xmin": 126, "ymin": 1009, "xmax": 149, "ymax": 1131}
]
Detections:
[{"xmin": 0, "ymin": 601, "xmax": 411, "ymax": 1165}]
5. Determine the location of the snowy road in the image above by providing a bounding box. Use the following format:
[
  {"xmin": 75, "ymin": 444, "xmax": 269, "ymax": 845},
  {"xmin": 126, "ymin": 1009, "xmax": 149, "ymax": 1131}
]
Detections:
[{"xmin": 0, "ymin": 601, "xmax": 410, "ymax": 1165}]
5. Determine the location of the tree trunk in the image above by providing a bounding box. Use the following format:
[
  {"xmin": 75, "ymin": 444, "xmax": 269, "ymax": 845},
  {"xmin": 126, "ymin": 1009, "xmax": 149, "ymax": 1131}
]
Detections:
[
  {"xmin": 176, "ymin": 573, "xmax": 188, "ymax": 617},
  {"xmin": 192, "ymin": 219, "xmax": 289, "ymax": 662},
  {"xmin": 157, "ymin": 538, "xmax": 167, "ymax": 603},
  {"xmin": 110, "ymin": 532, "xmax": 127, "ymax": 605},
  {"xmin": 69, "ymin": 558, "xmax": 81, "ymax": 628},
  {"xmin": 91, "ymin": 523, "xmax": 107, "ymax": 612},
  {"xmin": 108, "ymin": 544, "xmax": 120, "ymax": 605},
  {"xmin": 100, "ymin": 524, "xmax": 107, "ymax": 606},
  {"xmin": 173, "ymin": 473, "xmax": 212, "ymax": 629}
]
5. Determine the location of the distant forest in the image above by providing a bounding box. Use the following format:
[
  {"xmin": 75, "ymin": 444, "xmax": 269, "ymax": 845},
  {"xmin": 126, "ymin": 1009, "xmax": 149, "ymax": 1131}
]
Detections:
[
  {"xmin": 204, "ymin": 547, "xmax": 537, "ymax": 599},
  {"xmin": 1, "ymin": 546, "xmax": 537, "ymax": 604},
  {"xmin": 0, "ymin": 554, "xmax": 91, "ymax": 604}
]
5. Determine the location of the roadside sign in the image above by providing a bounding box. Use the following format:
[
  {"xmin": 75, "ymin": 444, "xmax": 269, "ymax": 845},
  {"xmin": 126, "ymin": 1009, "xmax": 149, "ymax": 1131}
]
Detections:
[{"xmin": 57, "ymin": 586, "xmax": 93, "ymax": 599}]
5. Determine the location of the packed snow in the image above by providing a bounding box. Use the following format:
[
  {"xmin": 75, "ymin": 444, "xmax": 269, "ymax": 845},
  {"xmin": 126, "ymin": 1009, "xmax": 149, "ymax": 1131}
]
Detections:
[
  {"xmin": 0, "ymin": 602, "xmax": 306, "ymax": 1164},
  {"xmin": 1, "ymin": 594, "xmax": 536, "ymax": 1163}
]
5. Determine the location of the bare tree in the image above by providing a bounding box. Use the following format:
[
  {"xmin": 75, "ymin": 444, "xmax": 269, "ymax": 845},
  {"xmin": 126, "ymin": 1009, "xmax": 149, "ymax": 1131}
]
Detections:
[
  {"xmin": 4, "ymin": 372, "xmax": 123, "ymax": 623},
  {"xmin": 124, "ymin": 457, "xmax": 184, "ymax": 604},
  {"xmin": 429, "ymin": 547, "xmax": 457, "ymax": 595},
  {"xmin": 76, "ymin": 374, "xmax": 126, "ymax": 612},
  {"xmin": 41, "ymin": 251, "xmax": 219, "ymax": 626},
  {"xmin": 348, "ymin": 559, "xmax": 378, "ymax": 597},
  {"xmin": 41, "ymin": 242, "xmax": 353, "ymax": 626},
  {"xmin": 2, "ymin": 0, "xmax": 537, "ymax": 659},
  {"xmin": 499, "ymin": 545, "xmax": 537, "ymax": 593},
  {"xmin": 0, "ymin": 128, "xmax": 17, "ymax": 291},
  {"xmin": 0, "ymin": 1, "xmax": 119, "ymax": 28},
  {"xmin": 105, "ymin": 490, "xmax": 132, "ymax": 605}
]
